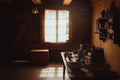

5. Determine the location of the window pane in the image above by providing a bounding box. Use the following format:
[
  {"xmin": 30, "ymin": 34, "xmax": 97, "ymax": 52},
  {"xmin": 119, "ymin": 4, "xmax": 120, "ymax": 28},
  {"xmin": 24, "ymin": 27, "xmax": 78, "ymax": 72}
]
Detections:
[
  {"xmin": 58, "ymin": 10, "xmax": 69, "ymax": 42},
  {"xmin": 45, "ymin": 10, "xmax": 56, "ymax": 42},
  {"xmin": 45, "ymin": 10, "xmax": 56, "ymax": 19}
]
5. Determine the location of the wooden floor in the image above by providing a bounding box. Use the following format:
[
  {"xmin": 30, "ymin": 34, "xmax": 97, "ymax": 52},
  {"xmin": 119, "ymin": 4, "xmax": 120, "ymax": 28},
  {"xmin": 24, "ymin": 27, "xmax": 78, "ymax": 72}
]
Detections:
[
  {"xmin": 0, "ymin": 61, "xmax": 69, "ymax": 80},
  {"xmin": 0, "ymin": 61, "xmax": 119, "ymax": 80}
]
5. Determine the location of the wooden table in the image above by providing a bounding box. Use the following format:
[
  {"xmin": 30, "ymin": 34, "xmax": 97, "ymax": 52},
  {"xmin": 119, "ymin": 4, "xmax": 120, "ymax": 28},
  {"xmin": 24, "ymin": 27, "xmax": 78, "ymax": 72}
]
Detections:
[
  {"xmin": 61, "ymin": 52, "xmax": 114, "ymax": 80},
  {"xmin": 61, "ymin": 52, "xmax": 94, "ymax": 80}
]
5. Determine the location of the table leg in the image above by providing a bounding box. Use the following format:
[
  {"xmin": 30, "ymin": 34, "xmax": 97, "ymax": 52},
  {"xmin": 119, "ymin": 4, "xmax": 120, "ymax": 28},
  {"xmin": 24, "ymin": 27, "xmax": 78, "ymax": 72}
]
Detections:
[{"xmin": 63, "ymin": 64, "xmax": 65, "ymax": 80}]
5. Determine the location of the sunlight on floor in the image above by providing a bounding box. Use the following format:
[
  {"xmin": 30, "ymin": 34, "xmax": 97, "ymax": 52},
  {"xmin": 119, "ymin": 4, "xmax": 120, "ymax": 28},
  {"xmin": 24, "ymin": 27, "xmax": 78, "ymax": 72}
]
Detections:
[{"xmin": 40, "ymin": 67, "xmax": 63, "ymax": 77}]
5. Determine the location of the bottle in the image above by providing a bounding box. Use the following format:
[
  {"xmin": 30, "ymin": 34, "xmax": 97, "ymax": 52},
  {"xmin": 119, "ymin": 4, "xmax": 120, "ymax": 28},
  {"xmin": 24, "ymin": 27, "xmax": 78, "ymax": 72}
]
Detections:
[{"xmin": 79, "ymin": 44, "xmax": 83, "ymax": 51}]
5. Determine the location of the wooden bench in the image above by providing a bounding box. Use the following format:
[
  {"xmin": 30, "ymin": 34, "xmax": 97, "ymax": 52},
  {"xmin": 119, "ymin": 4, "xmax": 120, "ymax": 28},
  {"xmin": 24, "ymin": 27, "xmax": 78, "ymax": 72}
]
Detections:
[{"xmin": 30, "ymin": 49, "xmax": 49, "ymax": 65}]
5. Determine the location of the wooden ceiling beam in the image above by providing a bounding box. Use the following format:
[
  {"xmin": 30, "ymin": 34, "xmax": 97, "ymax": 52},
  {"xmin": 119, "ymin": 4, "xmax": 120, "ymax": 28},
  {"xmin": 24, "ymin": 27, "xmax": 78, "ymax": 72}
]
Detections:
[
  {"xmin": 32, "ymin": 0, "xmax": 41, "ymax": 4},
  {"xmin": 89, "ymin": 0, "xmax": 100, "ymax": 4},
  {"xmin": 63, "ymin": 0, "xmax": 72, "ymax": 5}
]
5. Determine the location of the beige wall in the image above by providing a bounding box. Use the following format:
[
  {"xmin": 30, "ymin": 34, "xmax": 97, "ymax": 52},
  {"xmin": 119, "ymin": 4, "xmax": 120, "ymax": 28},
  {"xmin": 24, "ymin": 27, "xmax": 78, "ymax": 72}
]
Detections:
[{"xmin": 91, "ymin": 0, "xmax": 120, "ymax": 73}]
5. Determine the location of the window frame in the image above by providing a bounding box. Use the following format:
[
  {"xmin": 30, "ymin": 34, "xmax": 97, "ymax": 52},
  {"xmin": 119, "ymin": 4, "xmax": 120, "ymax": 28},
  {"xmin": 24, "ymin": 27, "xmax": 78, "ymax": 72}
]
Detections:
[{"xmin": 43, "ymin": 9, "xmax": 72, "ymax": 44}]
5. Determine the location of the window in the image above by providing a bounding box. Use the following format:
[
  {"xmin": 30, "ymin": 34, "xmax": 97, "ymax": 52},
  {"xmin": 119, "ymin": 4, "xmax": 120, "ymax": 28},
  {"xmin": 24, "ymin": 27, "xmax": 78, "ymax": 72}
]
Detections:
[{"xmin": 44, "ymin": 9, "xmax": 69, "ymax": 43}]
